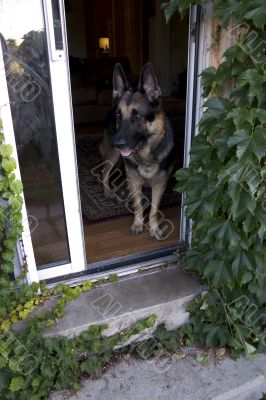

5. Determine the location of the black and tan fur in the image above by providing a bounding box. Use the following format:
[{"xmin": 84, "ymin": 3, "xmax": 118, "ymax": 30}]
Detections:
[{"xmin": 100, "ymin": 63, "xmax": 175, "ymax": 240}]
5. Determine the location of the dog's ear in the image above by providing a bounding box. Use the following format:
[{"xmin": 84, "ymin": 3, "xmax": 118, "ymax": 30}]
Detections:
[
  {"xmin": 138, "ymin": 63, "xmax": 161, "ymax": 104},
  {"xmin": 113, "ymin": 63, "xmax": 128, "ymax": 100}
]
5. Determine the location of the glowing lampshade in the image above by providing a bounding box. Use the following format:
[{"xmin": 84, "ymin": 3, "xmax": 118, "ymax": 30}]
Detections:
[{"xmin": 99, "ymin": 37, "xmax": 110, "ymax": 51}]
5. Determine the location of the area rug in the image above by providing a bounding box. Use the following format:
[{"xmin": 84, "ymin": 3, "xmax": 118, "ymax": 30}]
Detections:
[{"xmin": 76, "ymin": 134, "xmax": 181, "ymax": 222}]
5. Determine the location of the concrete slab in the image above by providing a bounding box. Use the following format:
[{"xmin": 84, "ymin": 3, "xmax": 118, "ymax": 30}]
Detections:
[
  {"xmin": 50, "ymin": 353, "xmax": 266, "ymax": 400},
  {"xmin": 45, "ymin": 267, "xmax": 203, "ymax": 339}
]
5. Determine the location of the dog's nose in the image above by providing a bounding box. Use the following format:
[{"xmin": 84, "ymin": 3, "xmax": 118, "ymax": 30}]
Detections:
[{"xmin": 113, "ymin": 138, "xmax": 127, "ymax": 149}]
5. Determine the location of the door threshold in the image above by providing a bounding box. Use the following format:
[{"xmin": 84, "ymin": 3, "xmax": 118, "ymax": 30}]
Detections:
[{"xmin": 44, "ymin": 243, "xmax": 186, "ymax": 288}]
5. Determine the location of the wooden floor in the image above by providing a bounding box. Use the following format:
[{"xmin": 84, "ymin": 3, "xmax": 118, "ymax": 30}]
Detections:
[{"xmin": 85, "ymin": 206, "xmax": 180, "ymax": 263}]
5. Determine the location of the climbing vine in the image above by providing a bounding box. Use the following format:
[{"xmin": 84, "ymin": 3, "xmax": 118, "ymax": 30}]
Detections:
[
  {"xmin": 165, "ymin": 0, "xmax": 266, "ymax": 356},
  {"xmin": 0, "ymin": 119, "xmax": 25, "ymax": 322}
]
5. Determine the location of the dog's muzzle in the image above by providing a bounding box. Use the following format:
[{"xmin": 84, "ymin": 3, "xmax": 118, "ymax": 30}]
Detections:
[{"xmin": 113, "ymin": 138, "xmax": 135, "ymax": 157}]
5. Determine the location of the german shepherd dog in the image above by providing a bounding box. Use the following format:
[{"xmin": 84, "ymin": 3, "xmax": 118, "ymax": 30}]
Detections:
[{"xmin": 100, "ymin": 63, "xmax": 175, "ymax": 240}]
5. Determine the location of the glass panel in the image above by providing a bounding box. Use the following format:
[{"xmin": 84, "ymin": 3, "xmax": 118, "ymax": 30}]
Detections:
[
  {"xmin": 51, "ymin": 0, "xmax": 64, "ymax": 50},
  {"xmin": 0, "ymin": 0, "xmax": 70, "ymax": 267}
]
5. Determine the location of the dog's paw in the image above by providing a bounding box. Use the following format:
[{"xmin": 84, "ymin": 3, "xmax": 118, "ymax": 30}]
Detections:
[
  {"xmin": 149, "ymin": 227, "xmax": 165, "ymax": 240},
  {"xmin": 130, "ymin": 223, "xmax": 144, "ymax": 236}
]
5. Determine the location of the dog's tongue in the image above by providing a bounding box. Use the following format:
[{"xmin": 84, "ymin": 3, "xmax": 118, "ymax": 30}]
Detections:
[{"xmin": 120, "ymin": 149, "xmax": 133, "ymax": 157}]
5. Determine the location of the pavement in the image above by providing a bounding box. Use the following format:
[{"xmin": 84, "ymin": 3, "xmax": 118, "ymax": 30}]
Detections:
[{"xmin": 50, "ymin": 351, "xmax": 266, "ymax": 400}]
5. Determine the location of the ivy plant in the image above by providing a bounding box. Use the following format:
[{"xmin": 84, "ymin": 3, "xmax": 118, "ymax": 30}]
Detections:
[
  {"xmin": 0, "ymin": 119, "xmax": 25, "ymax": 320},
  {"xmin": 165, "ymin": 0, "xmax": 266, "ymax": 356}
]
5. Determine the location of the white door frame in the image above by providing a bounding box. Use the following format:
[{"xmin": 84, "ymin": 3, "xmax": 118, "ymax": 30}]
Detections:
[
  {"xmin": 38, "ymin": 0, "xmax": 86, "ymax": 280},
  {"xmin": 180, "ymin": 4, "xmax": 210, "ymax": 244}
]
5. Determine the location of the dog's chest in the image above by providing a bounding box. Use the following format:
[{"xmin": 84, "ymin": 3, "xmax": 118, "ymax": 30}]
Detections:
[{"xmin": 137, "ymin": 163, "xmax": 159, "ymax": 180}]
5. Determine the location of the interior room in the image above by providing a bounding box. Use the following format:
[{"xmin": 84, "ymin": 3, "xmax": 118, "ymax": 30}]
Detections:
[{"xmin": 65, "ymin": 0, "xmax": 189, "ymax": 264}]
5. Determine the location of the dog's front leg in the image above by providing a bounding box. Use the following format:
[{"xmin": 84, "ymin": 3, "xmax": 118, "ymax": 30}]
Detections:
[
  {"xmin": 128, "ymin": 179, "xmax": 144, "ymax": 236},
  {"xmin": 149, "ymin": 182, "xmax": 167, "ymax": 240}
]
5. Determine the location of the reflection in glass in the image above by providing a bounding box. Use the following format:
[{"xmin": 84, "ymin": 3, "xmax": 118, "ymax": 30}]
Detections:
[{"xmin": 0, "ymin": 0, "xmax": 70, "ymax": 267}]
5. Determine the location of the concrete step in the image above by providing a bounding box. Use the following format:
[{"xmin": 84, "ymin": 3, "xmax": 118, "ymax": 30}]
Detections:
[
  {"xmin": 45, "ymin": 266, "xmax": 203, "ymax": 340},
  {"xmin": 50, "ymin": 353, "xmax": 266, "ymax": 400}
]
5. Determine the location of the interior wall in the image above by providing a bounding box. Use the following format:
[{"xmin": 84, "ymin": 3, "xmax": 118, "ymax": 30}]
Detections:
[
  {"xmin": 149, "ymin": 0, "xmax": 188, "ymax": 95},
  {"xmin": 149, "ymin": 0, "xmax": 170, "ymax": 94},
  {"xmin": 112, "ymin": 0, "xmax": 143, "ymax": 74},
  {"xmin": 65, "ymin": 0, "xmax": 87, "ymax": 58},
  {"xmin": 85, "ymin": 0, "xmax": 112, "ymax": 60},
  {"xmin": 169, "ymin": 13, "xmax": 189, "ymax": 88},
  {"xmin": 65, "ymin": 0, "xmax": 188, "ymax": 91}
]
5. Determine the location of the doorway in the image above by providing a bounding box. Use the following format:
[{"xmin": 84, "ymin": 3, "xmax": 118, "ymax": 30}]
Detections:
[
  {"xmin": 65, "ymin": 0, "xmax": 188, "ymax": 264},
  {"xmin": 0, "ymin": 0, "xmax": 200, "ymax": 282}
]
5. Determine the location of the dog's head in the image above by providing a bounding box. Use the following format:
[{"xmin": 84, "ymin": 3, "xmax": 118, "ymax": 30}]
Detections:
[{"xmin": 111, "ymin": 63, "xmax": 162, "ymax": 158}]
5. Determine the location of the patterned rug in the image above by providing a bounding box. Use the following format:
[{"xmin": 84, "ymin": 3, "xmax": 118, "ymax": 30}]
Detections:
[{"xmin": 76, "ymin": 134, "xmax": 180, "ymax": 222}]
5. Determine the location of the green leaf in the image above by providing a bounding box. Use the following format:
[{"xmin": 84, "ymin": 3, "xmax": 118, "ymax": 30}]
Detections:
[
  {"xmin": 213, "ymin": 131, "xmax": 230, "ymax": 161},
  {"xmin": 226, "ymin": 108, "xmax": 254, "ymax": 127},
  {"xmin": 228, "ymin": 181, "xmax": 256, "ymax": 219},
  {"xmin": 202, "ymin": 324, "xmax": 228, "ymax": 346},
  {"xmin": 176, "ymin": 171, "xmax": 207, "ymax": 198},
  {"xmin": 10, "ymin": 180, "xmax": 23, "ymax": 194},
  {"xmin": 0, "ymin": 355, "xmax": 7, "ymax": 368},
  {"xmin": 253, "ymin": 108, "xmax": 266, "ymax": 125},
  {"xmin": 248, "ymin": 282, "xmax": 266, "ymax": 304},
  {"xmin": 199, "ymin": 111, "xmax": 218, "ymax": 133},
  {"xmin": 161, "ymin": 0, "xmax": 179, "ymax": 23},
  {"xmin": 238, "ymin": 69, "xmax": 261, "ymax": 87},
  {"xmin": 8, "ymin": 194, "xmax": 23, "ymax": 211},
  {"xmin": 0, "ymin": 144, "xmax": 13, "ymax": 158},
  {"xmin": 244, "ymin": 2, "xmax": 266, "ymax": 29},
  {"xmin": 1, "ymin": 157, "xmax": 16, "ymax": 173},
  {"xmin": 1, "ymin": 262, "xmax": 15, "ymax": 273},
  {"xmin": 202, "ymin": 185, "xmax": 223, "ymax": 216},
  {"xmin": 232, "ymin": 250, "xmax": 254, "ymax": 277},
  {"xmin": 203, "ymin": 96, "xmax": 229, "ymax": 116},
  {"xmin": 189, "ymin": 137, "xmax": 212, "ymax": 164},
  {"xmin": 228, "ymin": 127, "xmax": 266, "ymax": 161},
  {"xmin": 243, "ymin": 341, "xmax": 257, "ymax": 355},
  {"xmin": 9, "ymin": 376, "xmax": 25, "ymax": 392},
  {"xmin": 184, "ymin": 199, "xmax": 202, "ymax": 218},
  {"xmin": 31, "ymin": 376, "xmax": 42, "ymax": 388},
  {"xmin": 224, "ymin": 45, "xmax": 246, "ymax": 63},
  {"xmin": 207, "ymin": 218, "xmax": 241, "ymax": 248},
  {"xmin": 196, "ymin": 353, "xmax": 210, "ymax": 366},
  {"xmin": 240, "ymin": 271, "xmax": 253, "ymax": 286},
  {"xmin": 80, "ymin": 355, "xmax": 103, "ymax": 376},
  {"xmin": 201, "ymin": 67, "xmax": 217, "ymax": 97},
  {"xmin": 204, "ymin": 260, "xmax": 231, "ymax": 286},
  {"xmin": 40, "ymin": 363, "xmax": 56, "ymax": 379},
  {"xmin": 161, "ymin": 0, "xmax": 202, "ymax": 22},
  {"xmin": 213, "ymin": 0, "xmax": 241, "ymax": 28},
  {"xmin": 258, "ymin": 226, "xmax": 266, "ymax": 242}
]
